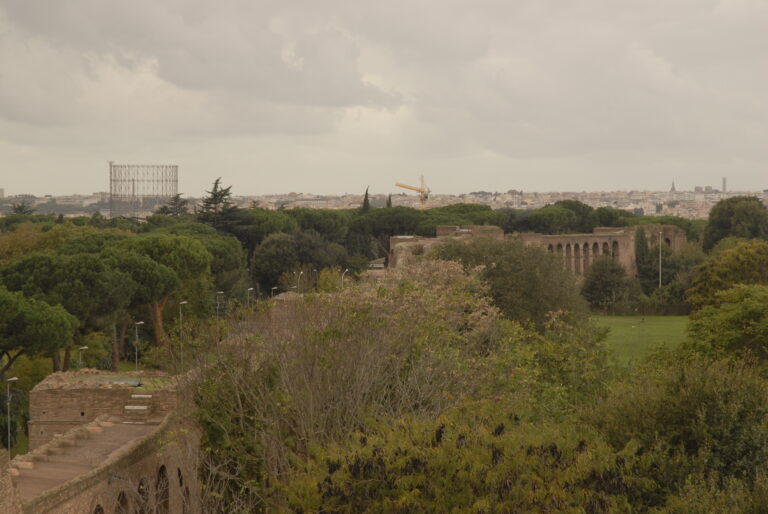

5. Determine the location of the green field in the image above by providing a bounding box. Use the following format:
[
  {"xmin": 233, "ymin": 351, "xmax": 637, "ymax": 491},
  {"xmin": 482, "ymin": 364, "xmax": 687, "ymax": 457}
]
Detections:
[{"xmin": 593, "ymin": 315, "xmax": 688, "ymax": 365}]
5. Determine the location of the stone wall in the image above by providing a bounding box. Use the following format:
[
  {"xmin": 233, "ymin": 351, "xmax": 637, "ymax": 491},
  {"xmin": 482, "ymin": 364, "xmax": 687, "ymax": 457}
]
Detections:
[
  {"xmin": 20, "ymin": 415, "xmax": 199, "ymax": 514},
  {"xmin": 516, "ymin": 228, "xmax": 638, "ymax": 276},
  {"xmin": 28, "ymin": 372, "xmax": 177, "ymax": 450},
  {"xmin": 389, "ymin": 225, "xmax": 505, "ymax": 268},
  {"xmin": 516, "ymin": 225, "xmax": 688, "ymax": 277},
  {"xmin": 1, "ymin": 449, "xmax": 23, "ymax": 514}
]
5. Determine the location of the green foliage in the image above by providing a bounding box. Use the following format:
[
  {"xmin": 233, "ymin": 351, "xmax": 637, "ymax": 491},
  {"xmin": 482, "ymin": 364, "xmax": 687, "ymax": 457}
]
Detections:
[
  {"xmin": 634, "ymin": 227, "xmax": 654, "ymax": 294},
  {"xmin": 121, "ymin": 234, "xmax": 212, "ymax": 283},
  {"xmin": 434, "ymin": 238, "xmax": 588, "ymax": 328},
  {"xmin": 416, "ymin": 204, "xmax": 505, "ymax": 236},
  {"xmin": 361, "ymin": 187, "xmax": 371, "ymax": 213},
  {"xmin": 703, "ymin": 196, "xmax": 768, "ymax": 251},
  {"xmin": 222, "ymin": 208, "xmax": 299, "ymax": 255},
  {"xmin": 687, "ymin": 239, "xmax": 768, "ymax": 311},
  {"xmin": 0, "ymin": 285, "xmax": 78, "ymax": 378},
  {"xmin": 285, "ymin": 208, "xmax": 350, "ymax": 244},
  {"xmin": 251, "ymin": 233, "xmax": 299, "ymax": 289},
  {"xmin": 710, "ymin": 235, "xmax": 748, "ymax": 255},
  {"xmin": 11, "ymin": 201, "xmax": 34, "ymax": 215},
  {"xmin": 155, "ymin": 193, "xmax": 189, "ymax": 217},
  {"xmin": 590, "ymin": 206, "xmax": 632, "ymax": 227},
  {"xmin": 588, "ymin": 357, "xmax": 768, "ymax": 497},
  {"xmin": 581, "ymin": 256, "xmax": 635, "ymax": 311},
  {"xmin": 554, "ymin": 199, "xmax": 595, "ymax": 232},
  {"xmin": 686, "ymin": 285, "xmax": 768, "ymax": 360},
  {"xmin": 149, "ymin": 223, "xmax": 248, "ymax": 295},
  {"xmin": 198, "ymin": 177, "xmax": 237, "ymax": 228},
  {"xmin": 665, "ymin": 473, "xmax": 768, "ymax": 513},
  {"xmin": 527, "ymin": 206, "xmax": 578, "ymax": 234},
  {"xmin": 287, "ymin": 400, "xmax": 645, "ymax": 513},
  {"xmin": 0, "ymin": 253, "xmax": 134, "ymax": 333}
]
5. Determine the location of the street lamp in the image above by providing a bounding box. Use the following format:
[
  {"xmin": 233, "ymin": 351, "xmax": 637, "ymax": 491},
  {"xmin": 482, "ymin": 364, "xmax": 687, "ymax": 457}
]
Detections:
[
  {"xmin": 270, "ymin": 286, "xmax": 278, "ymax": 297},
  {"xmin": 216, "ymin": 291, "xmax": 225, "ymax": 321},
  {"xmin": 179, "ymin": 301, "xmax": 188, "ymax": 369},
  {"xmin": 296, "ymin": 271, "xmax": 304, "ymax": 294},
  {"xmin": 78, "ymin": 346, "xmax": 89, "ymax": 369},
  {"xmin": 6, "ymin": 376, "xmax": 18, "ymax": 453},
  {"xmin": 134, "ymin": 321, "xmax": 144, "ymax": 371},
  {"xmin": 246, "ymin": 287, "xmax": 254, "ymax": 309},
  {"xmin": 341, "ymin": 268, "xmax": 349, "ymax": 289}
]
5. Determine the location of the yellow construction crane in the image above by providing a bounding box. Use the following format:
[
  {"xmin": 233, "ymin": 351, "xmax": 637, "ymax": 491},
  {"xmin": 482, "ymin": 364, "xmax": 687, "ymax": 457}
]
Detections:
[{"xmin": 395, "ymin": 175, "xmax": 430, "ymax": 210}]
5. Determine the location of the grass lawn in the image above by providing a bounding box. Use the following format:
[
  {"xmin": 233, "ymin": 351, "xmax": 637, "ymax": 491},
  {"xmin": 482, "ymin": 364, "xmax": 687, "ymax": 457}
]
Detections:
[{"xmin": 593, "ymin": 315, "xmax": 688, "ymax": 366}]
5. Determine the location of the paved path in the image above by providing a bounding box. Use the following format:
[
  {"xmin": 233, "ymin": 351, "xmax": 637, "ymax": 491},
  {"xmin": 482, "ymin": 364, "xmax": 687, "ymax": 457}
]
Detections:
[{"xmin": 11, "ymin": 422, "xmax": 155, "ymax": 502}]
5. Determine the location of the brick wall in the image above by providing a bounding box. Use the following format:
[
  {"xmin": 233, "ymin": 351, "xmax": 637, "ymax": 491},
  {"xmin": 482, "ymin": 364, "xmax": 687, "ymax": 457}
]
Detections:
[
  {"xmin": 1, "ymin": 449, "xmax": 22, "ymax": 514},
  {"xmin": 29, "ymin": 386, "xmax": 178, "ymax": 450},
  {"xmin": 22, "ymin": 416, "xmax": 199, "ymax": 514}
]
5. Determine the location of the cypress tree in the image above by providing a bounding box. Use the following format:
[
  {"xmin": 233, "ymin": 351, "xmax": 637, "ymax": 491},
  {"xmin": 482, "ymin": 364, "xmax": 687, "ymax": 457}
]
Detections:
[{"xmin": 362, "ymin": 187, "xmax": 371, "ymax": 213}]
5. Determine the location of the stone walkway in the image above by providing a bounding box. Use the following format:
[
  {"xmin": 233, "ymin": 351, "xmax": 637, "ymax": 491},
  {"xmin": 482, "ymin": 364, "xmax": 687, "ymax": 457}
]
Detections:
[{"xmin": 11, "ymin": 421, "xmax": 156, "ymax": 502}]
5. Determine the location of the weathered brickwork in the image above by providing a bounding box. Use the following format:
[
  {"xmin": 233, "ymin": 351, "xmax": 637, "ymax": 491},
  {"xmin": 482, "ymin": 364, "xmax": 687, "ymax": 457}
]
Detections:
[
  {"xmin": 389, "ymin": 224, "xmax": 688, "ymax": 277},
  {"xmin": 517, "ymin": 224, "xmax": 688, "ymax": 277},
  {"xmin": 28, "ymin": 371, "xmax": 177, "ymax": 450},
  {"xmin": 20, "ymin": 416, "xmax": 198, "ymax": 514},
  {"xmin": 1, "ymin": 449, "xmax": 23, "ymax": 513},
  {"xmin": 389, "ymin": 225, "xmax": 504, "ymax": 268},
  {"xmin": 5, "ymin": 370, "xmax": 198, "ymax": 514}
]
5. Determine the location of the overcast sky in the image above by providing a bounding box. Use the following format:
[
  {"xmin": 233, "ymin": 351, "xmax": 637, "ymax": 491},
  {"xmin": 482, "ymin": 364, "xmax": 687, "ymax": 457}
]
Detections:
[{"xmin": 1, "ymin": 0, "xmax": 767, "ymax": 197}]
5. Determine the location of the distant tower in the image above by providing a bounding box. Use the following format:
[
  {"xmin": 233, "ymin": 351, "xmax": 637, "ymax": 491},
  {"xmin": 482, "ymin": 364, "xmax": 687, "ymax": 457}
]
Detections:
[
  {"xmin": 670, "ymin": 181, "xmax": 676, "ymax": 193},
  {"xmin": 722, "ymin": 177, "xmax": 726, "ymax": 194}
]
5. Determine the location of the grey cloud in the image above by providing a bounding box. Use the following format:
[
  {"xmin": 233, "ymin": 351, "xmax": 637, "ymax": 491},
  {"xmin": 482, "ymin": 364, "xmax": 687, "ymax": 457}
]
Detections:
[{"xmin": 0, "ymin": 0, "xmax": 767, "ymax": 195}]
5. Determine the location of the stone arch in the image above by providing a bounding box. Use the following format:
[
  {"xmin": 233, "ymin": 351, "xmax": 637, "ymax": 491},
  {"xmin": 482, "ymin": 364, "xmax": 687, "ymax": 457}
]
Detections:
[
  {"xmin": 178, "ymin": 468, "xmax": 191, "ymax": 514},
  {"xmin": 592, "ymin": 242, "xmax": 600, "ymax": 258},
  {"xmin": 664, "ymin": 237, "xmax": 671, "ymax": 247},
  {"xmin": 115, "ymin": 491, "xmax": 129, "ymax": 514},
  {"xmin": 136, "ymin": 477, "xmax": 150, "ymax": 514},
  {"xmin": 556, "ymin": 243, "xmax": 563, "ymax": 256},
  {"xmin": 183, "ymin": 486, "xmax": 191, "ymax": 514},
  {"xmin": 602, "ymin": 242, "xmax": 610, "ymax": 256},
  {"xmin": 582, "ymin": 242, "xmax": 590, "ymax": 271},
  {"xmin": 565, "ymin": 244, "xmax": 572, "ymax": 271},
  {"xmin": 612, "ymin": 241, "xmax": 619, "ymax": 260},
  {"xmin": 156, "ymin": 465, "xmax": 170, "ymax": 514},
  {"xmin": 573, "ymin": 243, "xmax": 581, "ymax": 274},
  {"xmin": 547, "ymin": 244, "xmax": 554, "ymax": 253}
]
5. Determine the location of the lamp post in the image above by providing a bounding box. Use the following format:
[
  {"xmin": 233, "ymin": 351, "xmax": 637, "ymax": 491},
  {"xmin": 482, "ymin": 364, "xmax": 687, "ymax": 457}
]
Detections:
[
  {"xmin": 270, "ymin": 286, "xmax": 278, "ymax": 297},
  {"xmin": 246, "ymin": 287, "xmax": 254, "ymax": 309},
  {"xmin": 78, "ymin": 346, "xmax": 89, "ymax": 369},
  {"xmin": 658, "ymin": 231, "xmax": 663, "ymax": 289},
  {"xmin": 6, "ymin": 376, "xmax": 18, "ymax": 453},
  {"xmin": 296, "ymin": 271, "xmax": 304, "ymax": 294},
  {"xmin": 134, "ymin": 321, "xmax": 144, "ymax": 371},
  {"xmin": 216, "ymin": 291, "xmax": 225, "ymax": 321},
  {"xmin": 341, "ymin": 268, "xmax": 349, "ymax": 289},
  {"xmin": 179, "ymin": 301, "xmax": 188, "ymax": 369}
]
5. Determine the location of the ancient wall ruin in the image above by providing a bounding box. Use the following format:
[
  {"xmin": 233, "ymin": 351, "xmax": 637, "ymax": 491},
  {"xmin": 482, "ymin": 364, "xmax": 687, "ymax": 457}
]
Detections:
[
  {"xmin": 1, "ymin": 449, "xmax": 23, "ymax": 513},
  {"xmin": 15, "ymin": 415, "xmax": 198, "ymax": 514},
  {"xmin": 517, "ymin": 224, "xmax": 688, "ymax": 277},
  {"xmin": 389, "ymin": 225, "xmax": 504, "ymax": 268},
  {"xmin": 28, "ymin": 371, "xmax": 177, "ymax": 450},
  {"xmin": 6, "ymin": 370, "xmax": 198, "ymax": 514},
  {"xmin": 389, "ymin": 223, "xmax": 688, "ymax": 278}
]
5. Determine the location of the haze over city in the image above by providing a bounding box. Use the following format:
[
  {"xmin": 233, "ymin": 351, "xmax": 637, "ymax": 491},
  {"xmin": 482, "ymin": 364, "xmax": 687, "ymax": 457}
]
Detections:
[{"xmin": 1, "ymin": 1, "xmax": 767, "ymax": 196}]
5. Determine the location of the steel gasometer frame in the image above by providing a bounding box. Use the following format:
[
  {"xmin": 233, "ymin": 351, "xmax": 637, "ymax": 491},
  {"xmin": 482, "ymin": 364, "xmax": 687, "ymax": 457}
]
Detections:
[{"xmin": 109, "ymin": 162, "xmax": 178, "ymax": 219}]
